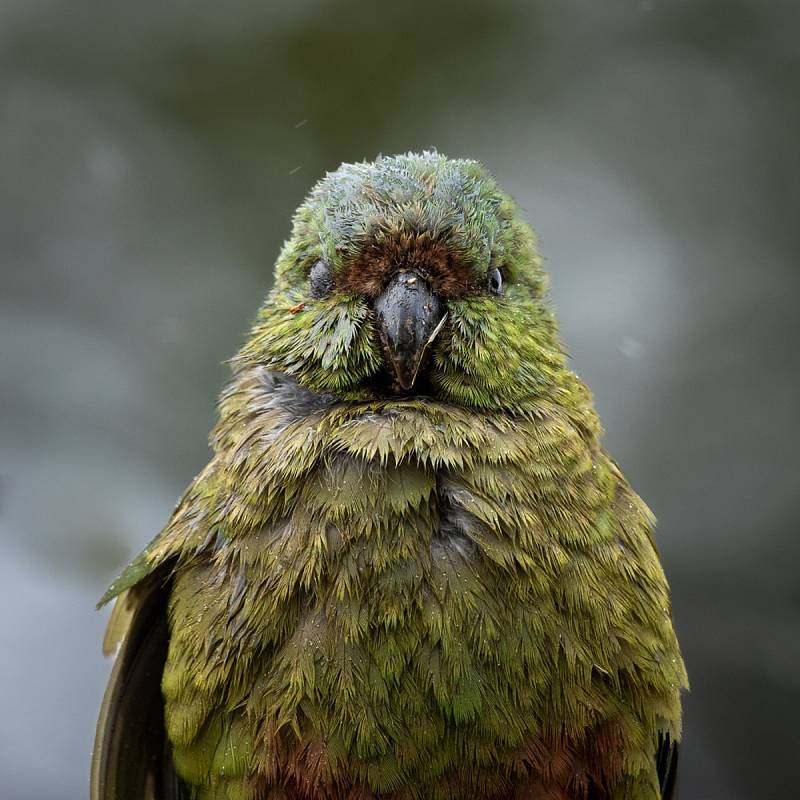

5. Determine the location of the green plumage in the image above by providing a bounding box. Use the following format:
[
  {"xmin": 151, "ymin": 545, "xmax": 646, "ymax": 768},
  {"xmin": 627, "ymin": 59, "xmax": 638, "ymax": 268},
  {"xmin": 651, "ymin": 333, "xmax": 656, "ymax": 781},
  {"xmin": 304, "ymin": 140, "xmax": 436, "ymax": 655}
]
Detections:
[{"xmin": 94, "ymin": 152, "xmax": 687, "ymax": 800}]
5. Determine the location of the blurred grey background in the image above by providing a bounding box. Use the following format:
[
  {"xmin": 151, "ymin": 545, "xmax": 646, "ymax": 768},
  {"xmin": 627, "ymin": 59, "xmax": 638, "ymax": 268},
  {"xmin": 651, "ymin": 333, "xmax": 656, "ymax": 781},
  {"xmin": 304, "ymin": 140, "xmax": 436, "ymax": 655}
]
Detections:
[{"xmin": 1, "ymin": 1, "xmax": 798, "ymax": 798}]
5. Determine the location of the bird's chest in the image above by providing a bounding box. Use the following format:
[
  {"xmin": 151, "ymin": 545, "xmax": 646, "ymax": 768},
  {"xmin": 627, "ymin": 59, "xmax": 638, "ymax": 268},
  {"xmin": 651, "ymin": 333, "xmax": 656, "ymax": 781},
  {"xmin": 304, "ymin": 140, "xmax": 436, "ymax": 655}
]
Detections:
[
  {"xmin": 226, "ymin": 460, "xmax": 609, "ymax": 737},
  {"xmin": 164, "ymin": 439, "xmax": 640, "ymax": 797}
]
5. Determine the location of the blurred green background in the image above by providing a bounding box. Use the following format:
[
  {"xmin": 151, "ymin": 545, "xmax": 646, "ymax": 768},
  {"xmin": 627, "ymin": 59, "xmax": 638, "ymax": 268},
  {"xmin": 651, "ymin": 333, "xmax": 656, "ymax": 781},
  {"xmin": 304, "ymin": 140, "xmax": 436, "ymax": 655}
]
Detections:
[{"xmin": 1, "ymin": 1, "xmax": 798, "ymax": 798}]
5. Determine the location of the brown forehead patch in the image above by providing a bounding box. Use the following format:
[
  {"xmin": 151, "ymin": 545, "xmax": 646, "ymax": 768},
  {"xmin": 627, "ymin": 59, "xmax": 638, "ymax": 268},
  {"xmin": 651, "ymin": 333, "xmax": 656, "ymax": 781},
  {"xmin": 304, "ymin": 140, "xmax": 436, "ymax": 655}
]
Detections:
[{"xmin": 339, "ymin": 228, "xmax": 485, "ymax": 299}]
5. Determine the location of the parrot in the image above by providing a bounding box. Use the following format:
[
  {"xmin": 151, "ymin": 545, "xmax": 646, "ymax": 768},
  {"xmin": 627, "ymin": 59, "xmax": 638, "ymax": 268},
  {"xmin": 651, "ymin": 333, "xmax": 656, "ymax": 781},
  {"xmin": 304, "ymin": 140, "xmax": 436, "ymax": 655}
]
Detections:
[{"xmin": 92, "ymin": 151, "xmax": 687, "ymax": 800}]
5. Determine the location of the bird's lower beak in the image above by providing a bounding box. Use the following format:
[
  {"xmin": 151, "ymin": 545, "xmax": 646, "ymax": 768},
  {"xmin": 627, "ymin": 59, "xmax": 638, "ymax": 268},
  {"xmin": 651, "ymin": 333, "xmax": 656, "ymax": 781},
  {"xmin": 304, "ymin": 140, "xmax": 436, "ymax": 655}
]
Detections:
[{"xmin": 372, "ymin": 271, "xmax": 447, "ymax": 391}]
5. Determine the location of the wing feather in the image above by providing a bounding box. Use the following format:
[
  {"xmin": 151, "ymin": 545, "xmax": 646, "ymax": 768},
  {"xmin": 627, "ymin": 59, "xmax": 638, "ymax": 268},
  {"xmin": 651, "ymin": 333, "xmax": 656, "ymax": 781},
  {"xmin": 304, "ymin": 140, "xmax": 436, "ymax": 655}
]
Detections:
[
  {"xmin": 91, "ymin": 573, "xmax": 187, "ymax": 800},
  {"xmin": 656, "ymin": 732, "xmax": 679, "ymax": 800}
]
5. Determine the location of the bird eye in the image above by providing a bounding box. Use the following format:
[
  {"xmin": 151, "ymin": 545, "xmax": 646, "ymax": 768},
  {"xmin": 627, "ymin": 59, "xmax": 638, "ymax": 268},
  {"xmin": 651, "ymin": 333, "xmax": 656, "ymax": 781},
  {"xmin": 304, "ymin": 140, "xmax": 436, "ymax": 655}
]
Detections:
[
  {"xmin": 308, "ymin": 260, "xmax": 334, "ymax": 299},
  {"xmin": 487, "ymin": 268, "xmax": 503, "ymax": 296}
]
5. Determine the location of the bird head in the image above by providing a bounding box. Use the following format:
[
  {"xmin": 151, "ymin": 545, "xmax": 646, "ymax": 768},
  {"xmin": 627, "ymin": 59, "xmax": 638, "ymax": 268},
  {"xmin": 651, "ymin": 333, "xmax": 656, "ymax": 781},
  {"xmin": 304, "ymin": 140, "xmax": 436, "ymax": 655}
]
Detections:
[{"xmin": 236, "ymin": 151, "xmax": 568, "ymax": 410}]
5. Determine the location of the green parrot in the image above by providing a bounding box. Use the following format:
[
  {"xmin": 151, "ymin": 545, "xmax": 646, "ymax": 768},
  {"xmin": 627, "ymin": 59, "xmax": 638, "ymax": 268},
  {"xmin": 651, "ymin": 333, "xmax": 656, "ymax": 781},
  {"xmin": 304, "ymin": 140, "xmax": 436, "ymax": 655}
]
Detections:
[{"xmin": 92, "ymin": 151, "xmax": 687, "ymax": 800}]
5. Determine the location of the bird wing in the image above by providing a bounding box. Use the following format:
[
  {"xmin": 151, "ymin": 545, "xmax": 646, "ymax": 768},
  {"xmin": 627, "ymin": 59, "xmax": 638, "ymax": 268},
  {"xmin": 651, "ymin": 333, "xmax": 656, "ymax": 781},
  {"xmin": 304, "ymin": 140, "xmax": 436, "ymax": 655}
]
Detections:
[
  {"xmin": 656, "ymin": 732, "xmax": 679, "ymax": 800},
  {"xmin": 91, "ymin": 571, "xmax": 187, "ymax": 800}
]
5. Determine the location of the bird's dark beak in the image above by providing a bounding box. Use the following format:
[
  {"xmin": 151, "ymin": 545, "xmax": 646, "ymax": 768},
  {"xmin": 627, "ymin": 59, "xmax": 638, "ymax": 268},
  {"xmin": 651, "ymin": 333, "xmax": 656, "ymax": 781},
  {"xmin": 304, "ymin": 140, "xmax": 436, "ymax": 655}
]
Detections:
[{"xmin": 373, "ymin": 271, "xmax": 447, "ymax": 391}]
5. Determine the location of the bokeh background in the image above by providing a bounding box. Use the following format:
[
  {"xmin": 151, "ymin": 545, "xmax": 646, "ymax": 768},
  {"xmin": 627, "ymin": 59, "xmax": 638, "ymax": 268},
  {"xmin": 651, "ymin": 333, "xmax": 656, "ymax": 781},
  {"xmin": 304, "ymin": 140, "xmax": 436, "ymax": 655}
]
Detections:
[{"xmin": 1, "ymin": 1, "xmax": 798, "ymax": 798}]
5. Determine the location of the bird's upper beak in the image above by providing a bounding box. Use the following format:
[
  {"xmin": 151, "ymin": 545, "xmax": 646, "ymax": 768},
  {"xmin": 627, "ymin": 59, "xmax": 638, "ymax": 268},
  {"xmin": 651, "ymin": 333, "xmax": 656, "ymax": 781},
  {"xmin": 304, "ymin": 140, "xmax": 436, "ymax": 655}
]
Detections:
[{"xmin": 372, "ymin": 271, "xmax": 447, "ymax": 391}]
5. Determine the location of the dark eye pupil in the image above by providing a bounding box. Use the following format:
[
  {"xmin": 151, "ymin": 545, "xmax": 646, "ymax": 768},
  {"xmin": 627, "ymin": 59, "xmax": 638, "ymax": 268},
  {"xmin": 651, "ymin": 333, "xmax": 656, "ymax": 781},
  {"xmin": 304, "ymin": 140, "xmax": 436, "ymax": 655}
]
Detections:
[
  {"xmin": 308, "ymin": 260, "xmax": 334, "ymax": 298},
  {"xmin": 488, "ymin": 268, "xmax": 503, "ymax": 295}
]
